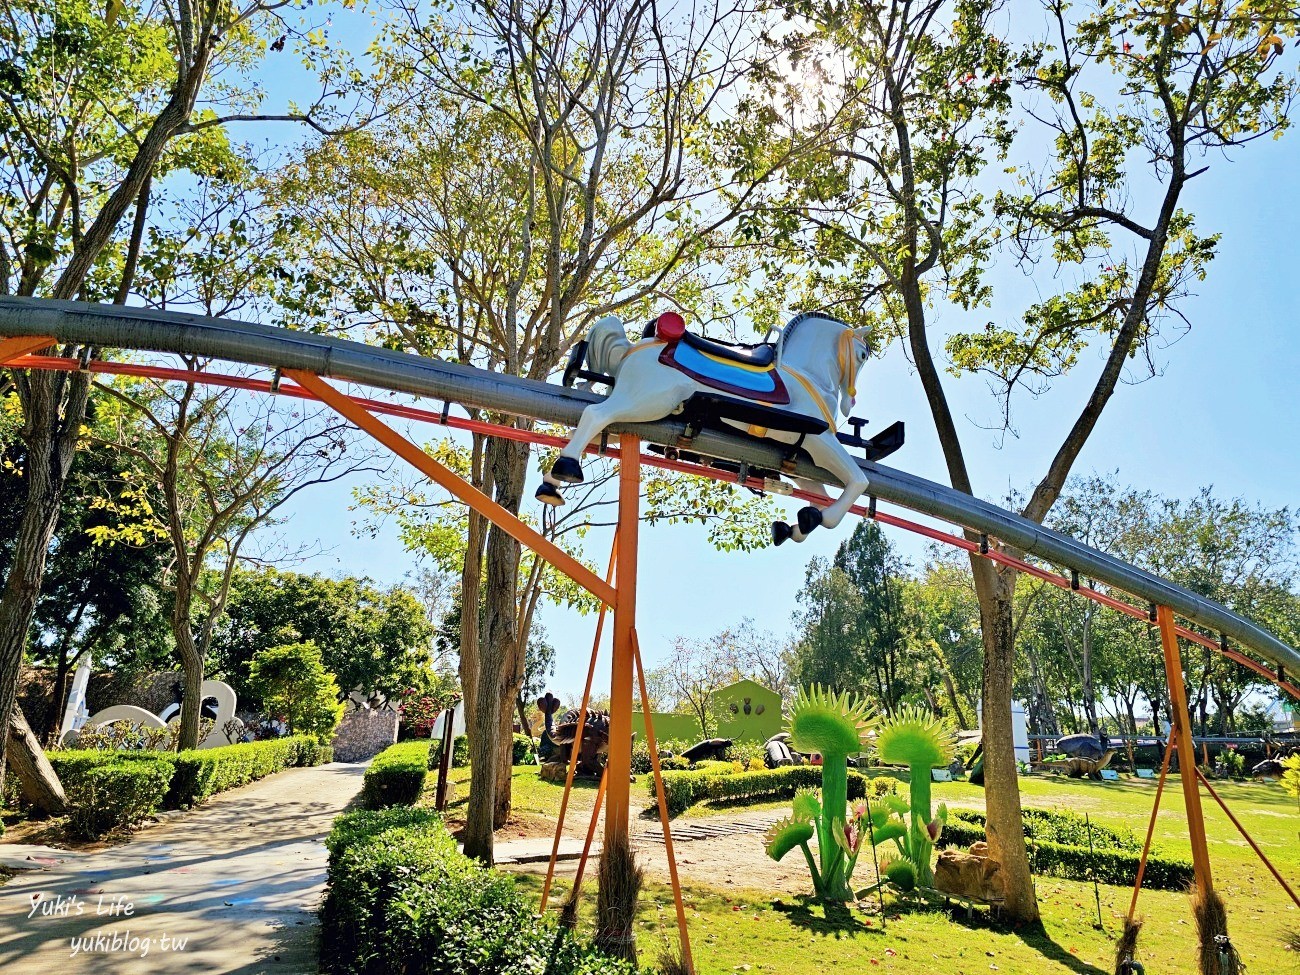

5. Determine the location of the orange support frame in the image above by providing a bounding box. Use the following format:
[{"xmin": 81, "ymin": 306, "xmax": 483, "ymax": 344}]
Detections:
[
  {"xmin": 540, "ymin": 540, "xmax": 618, "ymax": 912},
  {"xmin": 1128, "ymin": 735, "xmax": 1175, "ymax": 921},
  {"xmin": 286, "ymin": 370, "xmax": 615, "ymax": 607},
  {"xmin": 1156, "ymin": 605, "xmax": 1214, "ymax": 894},
  {"xmin": 0, "ymin": 335, "xmax": 56, "ymax": 364},
  {"xmin": 603, "ymin": 435, "xmax": 639, "ymax": 845}
]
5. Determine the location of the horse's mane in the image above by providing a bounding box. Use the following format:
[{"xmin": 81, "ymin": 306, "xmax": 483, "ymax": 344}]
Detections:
[{"xmin": 779, "ymin": 310, "xmax": 851, "ymax": 355}]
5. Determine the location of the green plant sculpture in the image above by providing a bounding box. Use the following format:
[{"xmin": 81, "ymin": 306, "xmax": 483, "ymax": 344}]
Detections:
[
  {"xmin": 868, "ymin": 705, "xmax": 958, "ymax": 887},
  {"xmin": 763, "ymin": 685, "xmax": 876, "ymax": 900}
]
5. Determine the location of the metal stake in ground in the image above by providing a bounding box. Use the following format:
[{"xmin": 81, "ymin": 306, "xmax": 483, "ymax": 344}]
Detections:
[
  {"xmin": 1085, "ymin": 813, "xmax": 1103, "ymax": 929},
  {"xmin": 862, "ymin": 790, "xmax": 886, "ymax": 931}
]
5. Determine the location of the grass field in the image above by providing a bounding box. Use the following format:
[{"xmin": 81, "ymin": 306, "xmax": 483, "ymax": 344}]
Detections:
[{"xmin": 504, "ymin": 767, "xmax": 1299, "ymax": 975}]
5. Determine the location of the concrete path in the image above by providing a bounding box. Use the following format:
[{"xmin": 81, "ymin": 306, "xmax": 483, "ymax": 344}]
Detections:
[{"xmin": 0, "ymin": 761, "xmax": 365, "ymax": 974}]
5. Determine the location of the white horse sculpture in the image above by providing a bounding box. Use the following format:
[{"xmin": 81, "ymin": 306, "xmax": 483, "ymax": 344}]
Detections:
[{"xmin": 537, "ymin": 311, "xmax": 873, "ymax": 544}]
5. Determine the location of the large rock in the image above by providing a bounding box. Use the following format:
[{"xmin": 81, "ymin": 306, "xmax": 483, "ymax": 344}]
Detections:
[{"xmin": 934, "ymin": 842, "xmax": 1006, "ymax": 903}]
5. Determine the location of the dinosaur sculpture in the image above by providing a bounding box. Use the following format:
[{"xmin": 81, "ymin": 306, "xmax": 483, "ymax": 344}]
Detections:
[{"xmin": 540, "ymin": 708, "xmax": 612, "ymax": 781}]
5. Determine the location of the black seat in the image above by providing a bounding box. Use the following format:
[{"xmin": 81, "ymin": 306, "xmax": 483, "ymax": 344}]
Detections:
[
  {"xmin": 681, "ymin": 330, "xmax": 776, "ymax": 367},
  {"xmin": 681, "ymin": 392, "xmax": 828, "ymax": 437}
]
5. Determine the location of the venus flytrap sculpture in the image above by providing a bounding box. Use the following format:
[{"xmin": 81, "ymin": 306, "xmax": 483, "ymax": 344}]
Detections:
[
  {"xmin": 868, "ymin": 706, "xmax": 958, "ymax": 889},
  {"xmin": 763, "ymin": 686, "xmax": 876, "ymax": 901}
]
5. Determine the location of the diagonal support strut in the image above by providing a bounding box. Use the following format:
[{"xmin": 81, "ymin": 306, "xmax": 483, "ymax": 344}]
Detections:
[{"xmin": 287, "ymin": 369, "xmax": 615, "ymax": 606}]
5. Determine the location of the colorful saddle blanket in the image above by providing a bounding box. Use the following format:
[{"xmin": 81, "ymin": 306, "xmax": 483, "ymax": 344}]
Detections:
[{"xmin": 659, "ymin": 340, "xmax": 790, "ymax": 405}]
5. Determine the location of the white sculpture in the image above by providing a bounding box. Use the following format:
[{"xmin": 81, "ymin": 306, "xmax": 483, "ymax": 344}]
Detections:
[
  {"xmin": 538, "ymin": 311, "xmax": 873, "ymax": 544},
  {"xmin": 69, "ymin": 679, "xmax": 243, "ymax": 750}
]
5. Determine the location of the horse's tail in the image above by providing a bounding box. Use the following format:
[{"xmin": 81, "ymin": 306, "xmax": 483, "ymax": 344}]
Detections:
[{"xmin": 585, "ymin": 315, "xmax": 634, "ymax": 377}]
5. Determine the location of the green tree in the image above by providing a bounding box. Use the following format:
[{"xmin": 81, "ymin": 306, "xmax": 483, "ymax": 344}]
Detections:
[
  {"xmin": 791, "ymin": 557, "xmax": 868, "ymax": 694},
  {"xmin": 0, "ymin": 409, "xmax": 173, "ymax": 740},
  {"xmin": 248, "ymin": 641, "xmax": 345, "ymax": 741},
  {"xmin": 904, "ymin": 561, "xmax": 983, "ymax": 729},
  {"xmin": 0, "ymin": 0, "xmax": 370, "ymax": 801},
  {"xmin": 833, "ymin": 521, "xmax": 913, "ymax": 713},
  {"xmin": 747, "ymin": 0, "xmax": 1300, "ymax": 919},
  {"xmin": 90, "ymin": 373, "xmax": 376, "ymax": 749},
  {"xmin": 209, "ymin": 566, "xmax": 435, "ymax": 709},
  {"xmin": 275, "ymin": 0, "xmax": 802, "ymax": 874}
]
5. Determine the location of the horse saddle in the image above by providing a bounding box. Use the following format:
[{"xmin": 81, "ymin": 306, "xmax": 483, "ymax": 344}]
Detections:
[{"xmin": 646, "ymin": 314, "xmax": 788, "ymax": 404}]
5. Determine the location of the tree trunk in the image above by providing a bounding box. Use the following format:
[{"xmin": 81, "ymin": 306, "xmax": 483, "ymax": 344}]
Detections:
[
  {"xmin": 973, "ymin": 561, "xmax": 1039, "ymax": 922},
  {"xmin": 934, "ymin": 650, "xmax": 970, "ymax": 729},
  {"xmin": 458, "ymin": 435, "xmax": 487, "ymax": 762},
  {"xmin": 172, "ymin": 584, "xmax": 205, "ymax": 751},
  {"xmin": 0, "ymin": 370, "xmax": 88, "ymax": 796},
  {"xmin": 7, "ymin": 705, "xmax": 66, "ymax": 815},
  {"xmin": 516, "ymin": 694, "xmax": 534, "ymax": 743},
  {"xmin": 463, "ymin": 436, "xmax": 527, "ymax": 861}
]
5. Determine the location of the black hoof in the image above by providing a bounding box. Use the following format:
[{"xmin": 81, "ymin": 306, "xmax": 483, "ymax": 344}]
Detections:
[
  {"xmin": 551, "ymin": 456, "xmax": 584, "ymax": 484},
  {"xmin": 797, "ymin": 505, "xmax": 824, "ymax": 535},
  {"xmin": 772, "ymin": 521, "xmax": 792, "ymax": 547},
  {"xmin": 535, "ymin": 482, "xmax": 564, "ymax": 506}
]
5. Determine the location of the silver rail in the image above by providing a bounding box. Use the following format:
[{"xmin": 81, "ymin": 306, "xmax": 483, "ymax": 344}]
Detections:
[{"xmin": 2, "ymin": 297, "xmax": 1296, "ymax": 674}]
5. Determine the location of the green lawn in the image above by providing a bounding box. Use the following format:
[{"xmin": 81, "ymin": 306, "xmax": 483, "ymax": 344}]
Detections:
[{"xmin": 513, "ymin": 770, "xmax": 1299, "ymax": 975}]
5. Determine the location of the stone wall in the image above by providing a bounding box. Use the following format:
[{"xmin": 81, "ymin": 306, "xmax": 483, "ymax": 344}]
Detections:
[{"xmin": 331, "ymin": 708, "xmax": 399, "ymax": 762}]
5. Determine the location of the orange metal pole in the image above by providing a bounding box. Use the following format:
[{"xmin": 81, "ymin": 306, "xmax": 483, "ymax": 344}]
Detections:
[
  {"xmin": 633, "ymin": 630, "xmax": 695, "ymax": 974},
  {"xmin": 1128, "ymin": 735, "xmax": 1176, "ymax": 921},
  {"xmin": 570, "ymin": 772, "xmax": 609, "ymax": 901},
  {"xmin": 603, "ymin": 435, "xmax": 639, "ymax": 845},
  {"xmin": 1156, "ymin": 605, "xmax": 1214, "ymax": 894},
  {"xmin": 541, "ymin": 539, "xmax": 618, "ymax": 911},
  {"xmin": 0, "ymin": 335, "xmax": 56, "ymax": 364},
  {"xmin": 1194, "ymin": 766, "xmax": 1300, "ymax": 909},
  {"xmin": 286, "ymin": 370, "xmax": 615, "ymax": 607}
]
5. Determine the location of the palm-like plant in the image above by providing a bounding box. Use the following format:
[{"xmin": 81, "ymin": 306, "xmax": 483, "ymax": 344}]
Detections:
[{"xmin": 763, "ymin": 686, "xmax": 877, "ymax": 900}]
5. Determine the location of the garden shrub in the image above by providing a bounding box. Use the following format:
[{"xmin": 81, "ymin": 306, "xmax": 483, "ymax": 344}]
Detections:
[
  {"xmin": 512, "ymin": 733, "xmax": 536, "ymax": 765},
  {"xmin": 867, "ymin": 776, "xmax": 899, "ymax": 797},
  {"xmin": 320, "ymin": 807, "xmax": 635, "ymax": 975},
  {"xmin": 630, "ymin": 741, "xmax": 654, "ymax": 775},
  {"xmin": 167, "ymin": 735, "xmax": 318, "ymax": 808},
  {"xmin": 362, "ymin": 740, "xmax": 431, "ymax": 808},
  {"xmin": 938, "ymin": 808, "xmax": 1191, "ymax": 891},
  {"xmin": 653, "ymin": 765, "xmax": 875, "ymax": 815},
  {"xmin": 65, "ymin": 758, "xmax": 173, "ymax": 839},
  {"xmin": 725, "ymin": 739, "xmax": 766, "ymax": 767},
  {"xmin": 428, "ymin": 734, "xmax": 469, "ymax": 769},
  {"xmin": 1218, "ymin": 747, "xmax": 1245, "ymax": 778}
]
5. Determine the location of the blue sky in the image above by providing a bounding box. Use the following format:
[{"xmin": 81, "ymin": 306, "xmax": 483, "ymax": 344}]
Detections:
[{"xmin": 248, "ymin": 8, "xmax": 1300, "ymax": 705}]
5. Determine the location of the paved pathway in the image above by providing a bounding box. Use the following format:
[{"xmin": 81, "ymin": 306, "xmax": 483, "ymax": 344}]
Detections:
[{"xmin": 0, "ymin": 761, "xmax": 365, "ymax": 974}]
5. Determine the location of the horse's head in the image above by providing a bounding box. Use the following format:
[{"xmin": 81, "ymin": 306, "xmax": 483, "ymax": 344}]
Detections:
[
  {"xmin": 780, "ymin": 313, "xmax": 874, "ymax": 416},
  {"xmin": 836, "ymin": 325, "xmax": 874, "ymax": 416}
]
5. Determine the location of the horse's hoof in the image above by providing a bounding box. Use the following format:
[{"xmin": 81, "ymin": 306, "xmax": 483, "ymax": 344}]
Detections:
[
  {"xmin": 535, "ymin": 483, "xmax": 565, "ymax": 506},
  {"xmin": 772, "ymin": 521, "xmax": 792, "ymax": 546},
  {"xmin": 797, "ymin": 506, "xmax": 824, "ymax": 535},
  {"xmin": 551, "ymin": 456, "xmax": 584, "ymax": 484}
]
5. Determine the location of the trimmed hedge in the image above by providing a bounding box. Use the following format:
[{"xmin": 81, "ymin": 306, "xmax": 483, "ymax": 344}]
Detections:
[
  {"xmin": 428, "ymin": 734, "xmax": 469, "ymax": 769},
  {"xmin": 512, "ymin": 733, "xmax": 536, "ymax": 765},
  {"xmin": 939, "ymin": 808, "xmax": 1192, "ymax": 891},
  {"xmin": 44, "ymin": 737, "xmax": 325, "ymax": 838},
  {"xmin": 362, "ymin": 740, "xmax": 431, "ymax": 808},
  {"xmin": 654, "ymin": 765, "xmax": 875, "ymax": 816},
  {"xmin": 321, "ymin": 806, "xmax": 635, "ymax": 975},
  {"xmin": 168, "ymin": 736, "xmax": 319, "ymax": 808},
  {"xmin": 62, "ymin": 756, "xmax": 175, "ymax": 839}
]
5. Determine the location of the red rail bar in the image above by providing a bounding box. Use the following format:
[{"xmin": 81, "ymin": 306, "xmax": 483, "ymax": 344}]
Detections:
[{"xmin": 8, "ymin": 351, "xmax": 1298, "ymax": 702}]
